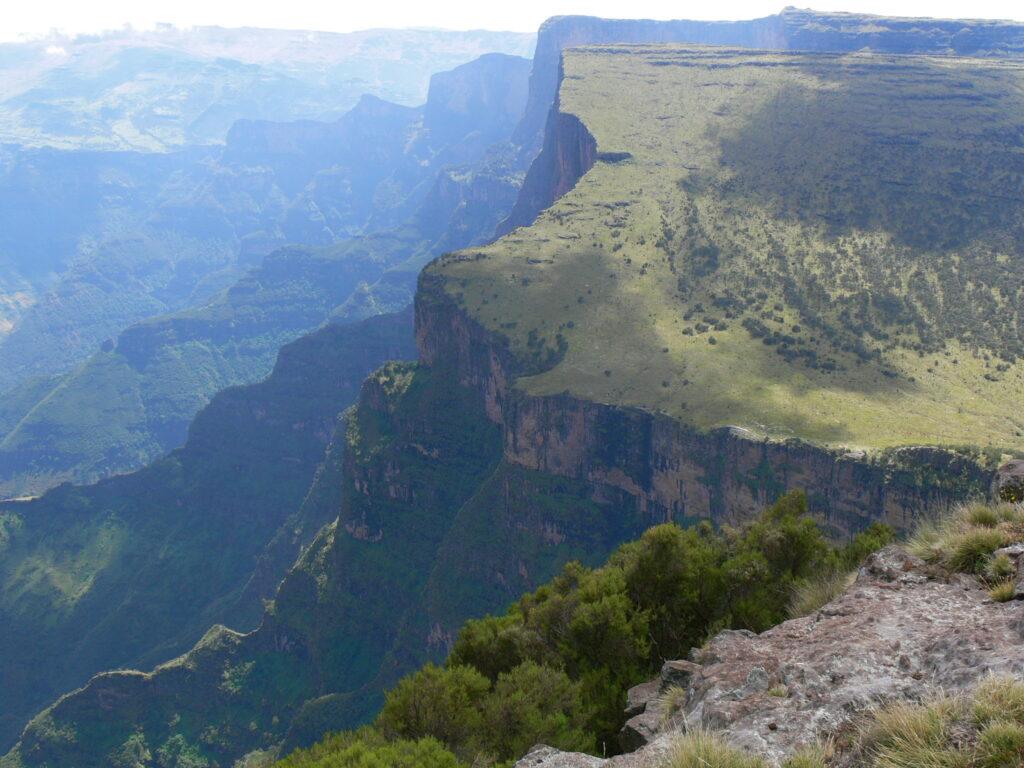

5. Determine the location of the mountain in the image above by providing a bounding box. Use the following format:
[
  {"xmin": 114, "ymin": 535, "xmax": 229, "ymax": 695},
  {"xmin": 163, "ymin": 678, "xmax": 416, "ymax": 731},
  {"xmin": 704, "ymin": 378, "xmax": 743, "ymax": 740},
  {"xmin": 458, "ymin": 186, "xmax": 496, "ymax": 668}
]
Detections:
[
  {"xmin": 5, "ymin": 10, "xmax": 1024, "ymax": 768},
  {"xmin": 436, "ymin": 45, "xmax": 1024, "ymax": 453},
  {"xmin": 0, "ymin": 52, "xmax": 532, "ymax": 497},
  {"xmin": 10, "ymin": 29, "xmax": 1020, "ymax": 748},
  {"xmin": 0, "ymin": 26, "xmax": 535, "ymax": 151},
  {"xmin": 0, "ymin": 308, "xmax": 416, "ymax": 751},
  {"xmin": 0, "ymin": 89, "xmax": 423, "ymax": 396}
]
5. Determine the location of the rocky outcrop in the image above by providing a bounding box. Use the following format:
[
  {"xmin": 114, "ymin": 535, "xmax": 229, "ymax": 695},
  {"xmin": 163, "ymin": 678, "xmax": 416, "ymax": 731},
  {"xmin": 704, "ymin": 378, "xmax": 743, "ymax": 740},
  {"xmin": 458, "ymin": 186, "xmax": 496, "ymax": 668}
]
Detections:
[
  {"xmin": 517, "ymin": 545, "xmax": 1024, "ymax": 767},
  {"xmin": 995, "ymin": 459, "xmax": 1024, "ymax": 503},
  {"xmin": 416, "ymin": 276, "xmax": 994, "ymax": 538},
  {"xmin": 496, "ymin": 105, "xmax": 597, "ymax": 235}
]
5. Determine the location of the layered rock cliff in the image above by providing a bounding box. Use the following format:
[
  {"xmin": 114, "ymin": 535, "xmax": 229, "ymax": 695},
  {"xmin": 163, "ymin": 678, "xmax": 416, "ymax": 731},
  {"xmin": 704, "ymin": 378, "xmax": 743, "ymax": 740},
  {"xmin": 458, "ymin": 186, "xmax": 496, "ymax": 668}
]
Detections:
[{"xmin": 416, "ymin": 273, "xmax": 993, "ymax": 539}]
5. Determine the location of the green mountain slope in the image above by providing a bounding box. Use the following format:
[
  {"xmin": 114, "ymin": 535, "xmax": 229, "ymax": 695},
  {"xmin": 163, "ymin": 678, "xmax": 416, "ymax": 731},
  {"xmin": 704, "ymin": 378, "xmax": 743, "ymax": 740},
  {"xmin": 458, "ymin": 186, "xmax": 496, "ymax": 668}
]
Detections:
[
  {"xmin": 434, "ymin": 46, "xmax": 1024, "ymax": 452},
  {"xmin": 0, "ymin": 309, "xmax": 416, "ymax": 751},
  {"xmin": 0, "ymin": 355, "xmax": 671, "ymax": 767}
]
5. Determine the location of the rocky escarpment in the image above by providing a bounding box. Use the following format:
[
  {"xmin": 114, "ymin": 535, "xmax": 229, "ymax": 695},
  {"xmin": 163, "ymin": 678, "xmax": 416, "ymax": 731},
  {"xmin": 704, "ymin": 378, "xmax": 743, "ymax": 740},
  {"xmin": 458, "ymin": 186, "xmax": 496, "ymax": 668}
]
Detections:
[
  {"xmin": 516, "ymin": 544, "xmax": 1024, "ymax": 767},
  {"xmin": 416, "ymin": 275, "xmax": 994, "ymax": 538},
  {"xmin": 497, "ymin": 103, "xmax": 597, "ymax": 235}
]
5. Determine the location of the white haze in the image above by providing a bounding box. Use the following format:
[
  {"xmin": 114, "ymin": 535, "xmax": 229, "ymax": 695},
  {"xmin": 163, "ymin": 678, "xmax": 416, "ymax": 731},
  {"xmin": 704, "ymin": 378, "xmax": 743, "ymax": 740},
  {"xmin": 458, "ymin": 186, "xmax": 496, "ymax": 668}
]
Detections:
[{"xmin": 3, "ymin": 0, "xmax": 1023, "ymax": 42}]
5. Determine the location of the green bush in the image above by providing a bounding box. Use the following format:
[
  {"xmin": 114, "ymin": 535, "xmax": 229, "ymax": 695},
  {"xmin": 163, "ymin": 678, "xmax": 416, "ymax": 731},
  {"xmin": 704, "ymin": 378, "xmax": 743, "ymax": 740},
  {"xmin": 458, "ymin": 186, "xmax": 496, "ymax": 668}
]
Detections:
[
  {"xmin": 284, "ymin": 491, "xmax": 893, "ymax": 767},
  {"xmin": 277, "ymin": 729, "xmax": 464, "ymax": 768},
  {"xmin": 376, "ymin": 665, "xmax": 489, "ymax": 752}
]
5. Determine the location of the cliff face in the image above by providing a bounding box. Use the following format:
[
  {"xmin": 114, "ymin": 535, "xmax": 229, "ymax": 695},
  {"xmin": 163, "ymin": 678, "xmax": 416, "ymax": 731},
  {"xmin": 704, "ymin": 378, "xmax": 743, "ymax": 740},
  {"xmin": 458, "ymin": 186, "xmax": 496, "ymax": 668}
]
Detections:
[
  {"xmin": 497, "ymin": 106, "xmax": 597, "ymax": 235},
  {"xmin": 416, "ymin": 274, "xmax": 992, "ymax": 538},
  {"xmin": 0, "ymin": 309, "xmax": 416, "ymax": 753}
]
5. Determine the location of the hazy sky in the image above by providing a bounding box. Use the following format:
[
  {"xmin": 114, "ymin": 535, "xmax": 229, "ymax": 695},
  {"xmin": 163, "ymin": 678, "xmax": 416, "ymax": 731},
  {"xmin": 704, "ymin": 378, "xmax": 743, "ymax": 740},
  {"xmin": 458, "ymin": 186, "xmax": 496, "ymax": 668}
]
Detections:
[{"xmin": 4, "ymin": 0, "xmax": 1023, "ymax": 41}]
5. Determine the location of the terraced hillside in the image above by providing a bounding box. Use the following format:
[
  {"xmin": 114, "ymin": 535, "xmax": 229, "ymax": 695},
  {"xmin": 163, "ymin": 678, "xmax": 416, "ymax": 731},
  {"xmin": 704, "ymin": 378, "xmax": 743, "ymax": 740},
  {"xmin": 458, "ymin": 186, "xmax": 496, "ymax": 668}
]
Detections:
[{"xmin": 434, "ymin": 45, "xmax": 1024, "ymax": 452}]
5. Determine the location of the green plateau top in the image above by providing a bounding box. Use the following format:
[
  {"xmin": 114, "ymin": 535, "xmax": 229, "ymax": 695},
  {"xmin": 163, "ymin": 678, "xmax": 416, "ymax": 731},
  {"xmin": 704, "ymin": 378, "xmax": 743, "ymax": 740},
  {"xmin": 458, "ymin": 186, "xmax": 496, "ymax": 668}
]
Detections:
[{"xmin": 432, "ymin": 45, "xmax": 1024, "ymax": 452}]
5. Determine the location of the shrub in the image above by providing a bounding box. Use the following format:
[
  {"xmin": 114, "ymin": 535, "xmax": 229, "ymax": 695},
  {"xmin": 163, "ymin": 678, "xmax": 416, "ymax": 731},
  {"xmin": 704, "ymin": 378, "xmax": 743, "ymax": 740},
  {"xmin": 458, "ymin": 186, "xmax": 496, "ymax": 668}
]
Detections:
[
  {"xmin": 376, "ymin": 665, "xmax": 489, "ymax": 752},
  {"xmin": 277, "ymin": 730, "xmax": 464, "ymax": 768},
  {"xmin": 477, "ymin": 662, "xmax": 593, "ymax": 759}
]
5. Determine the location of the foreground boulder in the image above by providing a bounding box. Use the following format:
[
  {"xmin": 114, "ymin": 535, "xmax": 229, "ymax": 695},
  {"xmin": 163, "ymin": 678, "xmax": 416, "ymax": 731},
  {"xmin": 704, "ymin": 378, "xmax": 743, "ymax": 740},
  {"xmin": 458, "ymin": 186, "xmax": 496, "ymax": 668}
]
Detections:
[
  {"xmin": 994, "ymin": 459, "xmax": 1024, "ymax": 503},
  {"xmin": 517, "ymin": 546, "xmax": 1024, "ymax": 767}
]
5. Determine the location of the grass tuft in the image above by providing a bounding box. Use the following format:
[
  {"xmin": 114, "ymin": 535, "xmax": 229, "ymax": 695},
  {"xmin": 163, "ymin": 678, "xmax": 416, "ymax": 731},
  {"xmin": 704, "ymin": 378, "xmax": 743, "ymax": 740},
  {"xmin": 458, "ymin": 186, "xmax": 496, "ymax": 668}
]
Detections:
[
  {"xmin": 984, "ymin": 553, "xmax": 1016, "ymax": 583},
  {"xmin": 948, "ymin": 529, "xmax": 1009, "ymax": 574},
  {"xmin": 860, "ymin": 695, "xmax": 968, "ymax": 768},
  {"xmin": 782, "ymin": 744, "xmax": 832, "ymax": 768},
  {"xmin": 665, "ymin": 731, "xmax": 765, "ymax": 768},
  {"xmin": 908, "ymin": 503, "xmax": 1024, "ymax": 575},
  {"xmin": 977, "ymin": 719, "xmax": 1024, "ymax": 768},
  {"xmin": 988, "ymin": 580, "xmax": 1017, "ymax": 603},
  {"xmin": 788, "ymin": 571, "xmax": 856, "ymax": 619},
  {"xmin": 973, "ymin": 676, "xmax": 1024, "ymax": 727},
  {"xmin": 965, "ymin": 504, "xmax": 1001, "ymax": 528}
]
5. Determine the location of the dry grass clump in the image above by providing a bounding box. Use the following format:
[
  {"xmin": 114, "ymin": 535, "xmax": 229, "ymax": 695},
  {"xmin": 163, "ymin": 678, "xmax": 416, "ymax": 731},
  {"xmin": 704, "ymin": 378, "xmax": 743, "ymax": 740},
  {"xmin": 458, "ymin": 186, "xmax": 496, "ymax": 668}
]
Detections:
[
  {"xmin": 788, "ymin": 570, "xmax": 857, "ymax": 619},
  {"xmin": 664, "ymin": 731, "xmax": 766, "ymax": 768},
  {"xmin": 972, "ymin": 676, "xmax": 1024, "ymax": 726},
  {"xmin": 662, "ymin": 733, "xmax": 830, "ymax": 768},
  {"xmin": 909, "ymin": 503, "xmax": 1024, "ymax": 575},
  {"xmin": 658, "ymin": 685, "xmax": 690, "ymax": 728},
  {"xmin": 849, "ymin": 677, "xmax": 1024, "ymax": 767},
  {"xmin": 859, "ymin": 694, "xmax": 969, "ymax": 768},
  {"xmin": 987, "ymin": 580, "xmax": 1017, "ymax": 603}
]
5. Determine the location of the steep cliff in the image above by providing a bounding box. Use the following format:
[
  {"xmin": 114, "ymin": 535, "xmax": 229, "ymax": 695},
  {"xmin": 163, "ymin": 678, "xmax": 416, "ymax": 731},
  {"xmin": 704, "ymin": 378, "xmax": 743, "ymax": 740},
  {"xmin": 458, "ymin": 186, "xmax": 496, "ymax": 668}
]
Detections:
[{"xmin": 0, "ymin": 309, "xmax": 416, "ymax": 752}]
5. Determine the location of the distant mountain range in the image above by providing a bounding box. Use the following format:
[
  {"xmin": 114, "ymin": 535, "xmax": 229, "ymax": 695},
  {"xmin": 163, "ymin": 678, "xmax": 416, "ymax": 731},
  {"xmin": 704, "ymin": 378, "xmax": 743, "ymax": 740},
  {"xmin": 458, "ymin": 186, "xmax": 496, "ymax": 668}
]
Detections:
[
  {"xmin": 0, "ymin": 51, "xmax": 531, "ymax": 498},
  {"xmin": 0, "ymin": 26, "xmax": 534, "ymax": 151}
]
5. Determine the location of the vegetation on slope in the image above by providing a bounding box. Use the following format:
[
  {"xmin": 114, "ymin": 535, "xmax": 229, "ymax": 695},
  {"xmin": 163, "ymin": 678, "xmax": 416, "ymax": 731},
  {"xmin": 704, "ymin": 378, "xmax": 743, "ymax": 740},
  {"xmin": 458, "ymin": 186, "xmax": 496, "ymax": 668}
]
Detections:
[
  {"xmin": 0, "ymin": 310, "xmax": 415, "ymax": 752},
  {"xmin": 274, "ymin": 491, "xmax": 891, "ymax": 768},
  {"xmin": 433, "ymin": 46, "xmax": 1024, "ymax": 452}
]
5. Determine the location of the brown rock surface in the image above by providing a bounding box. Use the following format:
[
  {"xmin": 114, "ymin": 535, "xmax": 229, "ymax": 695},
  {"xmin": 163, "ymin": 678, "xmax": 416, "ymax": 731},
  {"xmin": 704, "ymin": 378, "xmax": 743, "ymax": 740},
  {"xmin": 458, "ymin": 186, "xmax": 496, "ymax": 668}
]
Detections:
[
  {"xmin": 995, "ymin": 459, "xmax": 1024, "ymax": 502},
  {"xmin": 516, "ymin": 545, "xmax": 1024, "ymax": 768}
]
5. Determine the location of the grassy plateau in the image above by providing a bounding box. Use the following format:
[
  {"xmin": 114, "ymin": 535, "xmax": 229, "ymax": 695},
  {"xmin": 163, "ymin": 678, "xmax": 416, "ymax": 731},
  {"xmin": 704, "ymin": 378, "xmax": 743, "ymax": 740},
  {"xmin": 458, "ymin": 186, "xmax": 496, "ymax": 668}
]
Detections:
[{"xmin": 433, "ymin": 46, "xmax": 1024, "ymax": 453}]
